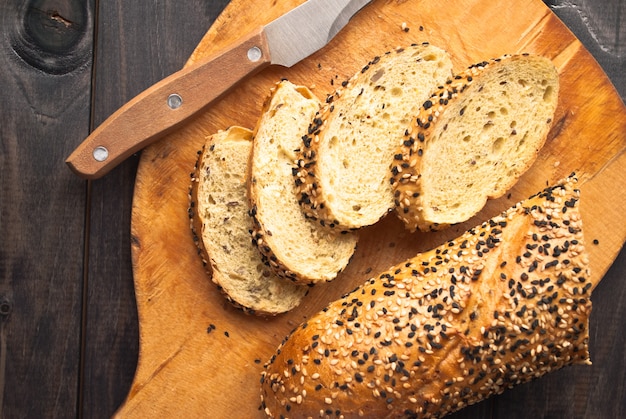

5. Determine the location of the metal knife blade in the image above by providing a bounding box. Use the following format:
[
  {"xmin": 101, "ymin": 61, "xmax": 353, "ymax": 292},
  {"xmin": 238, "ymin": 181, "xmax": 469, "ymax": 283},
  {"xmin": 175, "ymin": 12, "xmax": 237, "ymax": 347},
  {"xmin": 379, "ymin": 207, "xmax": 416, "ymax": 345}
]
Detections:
[
  {"xmin": 66, "ymin": 0, "xmax": 372, "ymax": 179},
  {"xmin": 265, "ymin": 0, "xmax": 371, "ymax": 67}
]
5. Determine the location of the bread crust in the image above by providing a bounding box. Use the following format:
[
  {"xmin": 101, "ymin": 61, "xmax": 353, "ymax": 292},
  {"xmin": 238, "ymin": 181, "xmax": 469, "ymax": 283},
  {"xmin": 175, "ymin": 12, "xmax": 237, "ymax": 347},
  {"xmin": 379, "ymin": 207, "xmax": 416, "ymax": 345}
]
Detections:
[
  {"xmin": 294, "ymin": 43, "xmax": 453, "ymax": 232},
  {"xmin": 189, "ymin": 127, "xmax": 308, "ymax": 315},
  {"xmin": 248, "ymin": 81, "xmax": 358, "ymax": 285},
  {"xmin": 261, "ymin": 176, "xmax": 591, "ymax": 418},
  {"xmin": 391, "ymin": 54, "xmax": 560, "ymax": 232}
]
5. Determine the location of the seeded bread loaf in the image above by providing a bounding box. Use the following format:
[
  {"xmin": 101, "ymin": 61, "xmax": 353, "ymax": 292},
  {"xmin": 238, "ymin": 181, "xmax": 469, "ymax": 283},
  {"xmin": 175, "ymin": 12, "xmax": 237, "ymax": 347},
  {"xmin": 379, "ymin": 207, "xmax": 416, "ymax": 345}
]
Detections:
[
  {"xmin": 249, "ymin": 81, "xmax": 358, "ymax": 285},
  {"xmin": 261, "ymin": 175, "xmax": 591, "ymax": 418},
  {"xmin": 189, "ymin": 126, "xmax": 308, "ymax": 315},
  {"xmin": 391, "ymin": 54, "xmax": 559, "ymax": 232},
  {"xmin": 294, "ymin": 43, "xmax": 453, "ymax": 232}
]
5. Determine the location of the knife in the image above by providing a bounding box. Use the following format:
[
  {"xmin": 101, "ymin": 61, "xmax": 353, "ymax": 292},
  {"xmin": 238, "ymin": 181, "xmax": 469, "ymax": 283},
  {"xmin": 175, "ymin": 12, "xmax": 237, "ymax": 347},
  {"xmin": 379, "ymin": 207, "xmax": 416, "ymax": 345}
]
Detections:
[{"xmin": 66, "ymin": 0, "xmax": 372, "ymax": 179}]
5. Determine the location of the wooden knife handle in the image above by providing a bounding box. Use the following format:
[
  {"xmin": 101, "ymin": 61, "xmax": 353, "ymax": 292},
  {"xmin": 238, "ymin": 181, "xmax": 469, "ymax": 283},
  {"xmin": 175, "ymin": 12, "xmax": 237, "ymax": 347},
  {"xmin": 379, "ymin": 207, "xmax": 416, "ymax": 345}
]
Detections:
[{"xmin": 66, "ymin": 27, "xmax": 271, "ymax": 179}]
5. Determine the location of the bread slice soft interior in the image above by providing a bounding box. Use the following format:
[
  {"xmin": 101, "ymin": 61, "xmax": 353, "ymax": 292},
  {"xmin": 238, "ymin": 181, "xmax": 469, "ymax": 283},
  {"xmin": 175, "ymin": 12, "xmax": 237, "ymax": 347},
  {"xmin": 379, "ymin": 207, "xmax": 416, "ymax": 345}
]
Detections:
[
  {"xmin": 392, "ymin": 54, "xmax": 560, "ymax": 232},
  {"xmin": 249, "ymin": 81, "xmax": 358, "ymax": 285},
  {"xmin": 294, "ymin": 43, "xmax": 453, "ymax": 231},
  {"xmin": 189, "ymin": 126, "xmax": 308, "ymax": 315}
]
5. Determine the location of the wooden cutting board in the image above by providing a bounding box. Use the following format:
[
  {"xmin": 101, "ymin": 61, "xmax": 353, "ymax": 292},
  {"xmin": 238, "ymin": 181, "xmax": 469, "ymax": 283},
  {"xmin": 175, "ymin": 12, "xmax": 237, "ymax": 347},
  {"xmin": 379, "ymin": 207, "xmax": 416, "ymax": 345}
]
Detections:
[{"xmin": 121, "ymin": 0, "xmax": 626, "ymax": 416}]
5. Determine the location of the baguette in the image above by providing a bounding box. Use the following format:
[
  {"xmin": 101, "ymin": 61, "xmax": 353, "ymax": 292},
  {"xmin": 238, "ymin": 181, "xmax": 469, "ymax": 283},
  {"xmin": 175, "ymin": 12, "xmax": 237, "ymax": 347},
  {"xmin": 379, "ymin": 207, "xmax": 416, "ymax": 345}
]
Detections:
[
  {"xmin": 391, "ymin": 54, "xmax": 559, "ymax": 232},
  {"xmin": 294, "ymin": 43, "xmax": 453, "ymax": 232},
  {"xmin": 261, "ymin": 175, "xmax": 591, "ymax": 418},
  {"xmin": 249, "ymin": 81, "xmax": 358, "ymax": 285},
  {"xmin": 189, "ymin": 126, "xmax": 308, "ymax": 315}
]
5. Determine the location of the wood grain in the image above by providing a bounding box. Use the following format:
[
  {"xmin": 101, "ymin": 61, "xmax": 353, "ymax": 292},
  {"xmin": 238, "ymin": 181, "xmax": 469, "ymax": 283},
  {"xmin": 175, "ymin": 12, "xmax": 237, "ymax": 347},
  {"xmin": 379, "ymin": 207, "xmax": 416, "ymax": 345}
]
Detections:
[
  {"xmin": 547, "ymin": 0, "xmax": 626, "ymax": 99},
  {"xmin": 0, "ymin": 0, "xmax": 92, "ymax": 416},
  {"xmin": 82, "ymin": 0, "xmax": 231, "ymax": 416},
  {"xmin": 122, "ymin": 0, "xmax": 626, "ymax": 417},
  {"xmin": 0, "ymin": 0, "xmax": 622, "ymax": 417}
]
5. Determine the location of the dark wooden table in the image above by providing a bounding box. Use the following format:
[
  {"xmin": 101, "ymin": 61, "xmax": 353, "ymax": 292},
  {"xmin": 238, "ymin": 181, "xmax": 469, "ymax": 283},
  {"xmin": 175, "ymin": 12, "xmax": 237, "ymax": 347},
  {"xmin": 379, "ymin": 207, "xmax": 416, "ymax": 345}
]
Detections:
[{"xmin": 1, "ymin": 1, "xmax": 624, "ymax": 417}]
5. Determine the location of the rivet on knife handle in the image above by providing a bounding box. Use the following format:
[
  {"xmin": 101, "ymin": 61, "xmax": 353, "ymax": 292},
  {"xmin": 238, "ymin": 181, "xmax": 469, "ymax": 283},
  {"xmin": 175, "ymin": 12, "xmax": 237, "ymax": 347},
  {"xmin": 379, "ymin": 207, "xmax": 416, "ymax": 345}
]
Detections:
[{"xmin": 65, "ymin": 28, "xmax": 271, "ymax": 179}]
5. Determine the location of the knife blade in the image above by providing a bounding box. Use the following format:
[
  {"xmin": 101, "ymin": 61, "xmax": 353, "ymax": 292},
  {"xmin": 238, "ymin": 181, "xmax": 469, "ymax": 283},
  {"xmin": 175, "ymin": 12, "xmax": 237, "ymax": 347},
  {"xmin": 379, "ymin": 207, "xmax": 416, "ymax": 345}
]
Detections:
[{"xmin": 66, "ymin": 0, "xmax": 372, "ymax": 179}]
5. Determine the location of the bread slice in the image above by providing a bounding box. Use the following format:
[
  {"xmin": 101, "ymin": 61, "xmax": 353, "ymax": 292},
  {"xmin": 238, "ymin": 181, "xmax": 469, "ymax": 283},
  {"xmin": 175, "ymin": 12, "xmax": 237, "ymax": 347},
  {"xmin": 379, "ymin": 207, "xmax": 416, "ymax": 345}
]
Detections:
[
  {"xmin": 189, "ymin": 126, "xmax": 308, "ymax": 315},
  {"xmin": 391, "ymin": 54, "xmax": 560, "ymax": 232},
  {"xmin": 261, "ymin": 175, "xmax": 591, "ymax": 418},
  {"xmin": 249, "ymin": 81, "xmax": 358, "ymax": 285},
  {"xmin": 294, "ymin": 43, "xmax": 453, "ymax": 231}
]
